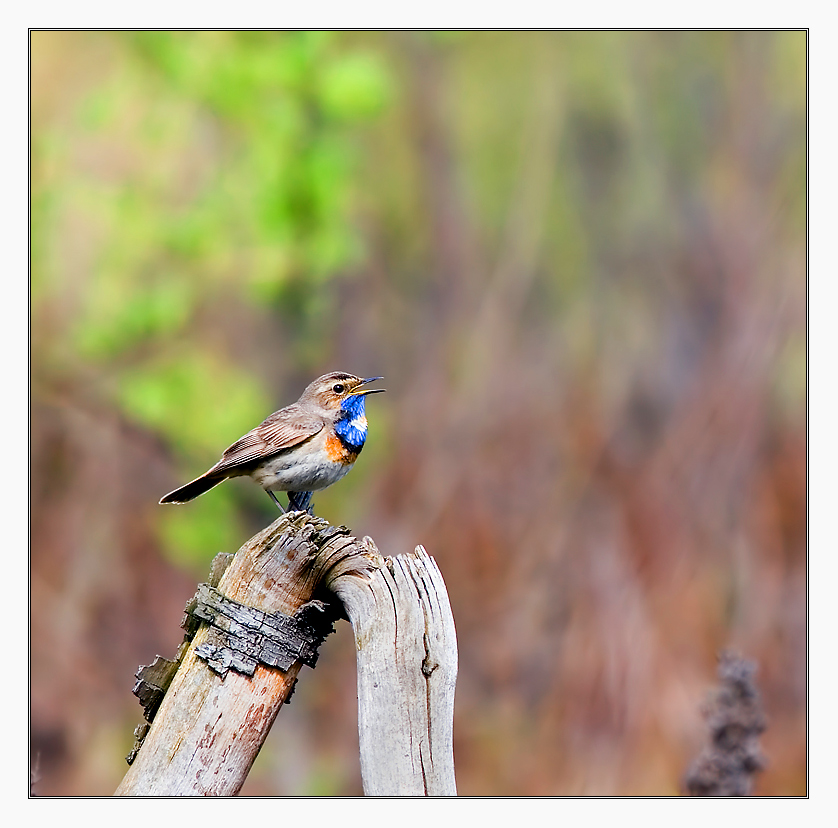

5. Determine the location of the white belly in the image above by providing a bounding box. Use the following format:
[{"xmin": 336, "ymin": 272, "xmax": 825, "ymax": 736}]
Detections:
[{"xmin": 249, "ymin": 442, "xmax": 354, "ymax": 493}]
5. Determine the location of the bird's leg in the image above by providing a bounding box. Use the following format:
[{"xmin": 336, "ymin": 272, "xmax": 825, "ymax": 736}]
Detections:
[
  {"xmin": 287, "ymin": 491, "xmax": 313, "ymax": 514},
  {"xmin": 267, "ymin": 490, "xmax": 286, "ymax": 512}
]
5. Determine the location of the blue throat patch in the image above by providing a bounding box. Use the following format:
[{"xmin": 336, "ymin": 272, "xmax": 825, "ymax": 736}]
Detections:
[{"xmin": 334, "ymin": 394, "xmax": 368, "ymax": 452}]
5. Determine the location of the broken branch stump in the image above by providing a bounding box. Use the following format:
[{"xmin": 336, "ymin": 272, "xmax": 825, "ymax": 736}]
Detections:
[{"xmin": 115, "ymin": 512, "xmax": 457, "ymax": 796}]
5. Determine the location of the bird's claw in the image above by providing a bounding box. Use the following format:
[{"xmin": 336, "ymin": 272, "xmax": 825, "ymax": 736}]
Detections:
[{"xmin": 287, "ymin": 490, "xmax": 314, "ymax": 515}]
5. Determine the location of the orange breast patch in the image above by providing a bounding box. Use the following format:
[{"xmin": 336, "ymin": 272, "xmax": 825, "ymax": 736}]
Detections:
[{"xmin": 325, "ymin": 432, "xmax": 359, "ymax": 465}]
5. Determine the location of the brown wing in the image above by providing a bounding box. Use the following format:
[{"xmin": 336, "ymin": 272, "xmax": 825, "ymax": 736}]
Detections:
[{"xmin": 207, "ymin": 404, "xmax": 324, "ymax": 476}]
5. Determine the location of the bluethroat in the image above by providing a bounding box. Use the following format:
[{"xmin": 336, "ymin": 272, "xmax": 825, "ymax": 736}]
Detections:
[{"xmin": 159, "ymin": 372, "xmax": 385, "ymax": 512}]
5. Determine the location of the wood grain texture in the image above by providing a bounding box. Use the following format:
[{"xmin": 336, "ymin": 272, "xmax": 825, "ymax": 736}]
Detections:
[
  {"xmin": 328, "ymin": 545, "xmax": 458, "ymax": 796},
  {"xmin": 115, "ymin": 514, "xmax": 458, "ymax": 797},
  {"xmin": 115, "ymin": 513, "xmax": 372, "ymax": 796}
]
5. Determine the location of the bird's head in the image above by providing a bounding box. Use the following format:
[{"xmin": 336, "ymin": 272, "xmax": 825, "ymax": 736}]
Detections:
[{"xmin": 301, "ymin": 372, "xmax": 385, "ymax": 415}]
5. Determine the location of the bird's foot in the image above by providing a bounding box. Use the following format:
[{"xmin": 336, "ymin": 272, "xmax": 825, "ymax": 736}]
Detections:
[{"xmin": 287, "ymin": 491, "xmax": 314, "ymax": 515}]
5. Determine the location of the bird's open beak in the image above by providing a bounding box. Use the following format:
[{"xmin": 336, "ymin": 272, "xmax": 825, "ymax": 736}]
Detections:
[{"xmin": 351, "ymin": 376, "xmax": 386, "ymax": 396}]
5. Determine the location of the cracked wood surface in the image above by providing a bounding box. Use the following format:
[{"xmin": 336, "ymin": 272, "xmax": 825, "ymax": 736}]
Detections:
[
  {"xmin": 115, "ymin": 513, "xmax": 457, "ymax": 796},
  {"xmin": 328, "ymin": 546, "xmax": 458, "ymax": 796},
  {"xmin": 115, "ymin": 513, "xmax": 371, "ymax": 796}
]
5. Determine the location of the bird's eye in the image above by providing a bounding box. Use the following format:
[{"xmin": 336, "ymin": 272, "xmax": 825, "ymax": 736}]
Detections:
[{"xmin": 332, "ymin": 383, "xmax": 345, "ymax": 394}]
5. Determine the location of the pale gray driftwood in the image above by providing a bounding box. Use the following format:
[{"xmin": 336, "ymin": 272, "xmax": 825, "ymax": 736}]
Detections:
[
  {"xmin": 328, "ymin": 545, "xmax": 458, "ymax": 796},
  {"xmin": 115, "ymin": 514, "xmax": 458, "ymax": 796}
]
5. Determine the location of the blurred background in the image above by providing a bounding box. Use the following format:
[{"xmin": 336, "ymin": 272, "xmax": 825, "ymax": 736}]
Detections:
[{"xmin": 30, "ymin": 30, "xmax": 806, "ymax": 796}]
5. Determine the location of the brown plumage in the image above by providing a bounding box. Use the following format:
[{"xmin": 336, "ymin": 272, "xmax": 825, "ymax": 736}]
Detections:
[{"xmin": 159, "ymin": 372, "xmax": 384, "ymax": 509}]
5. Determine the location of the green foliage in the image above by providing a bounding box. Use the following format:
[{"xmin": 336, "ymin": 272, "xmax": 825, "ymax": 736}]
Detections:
[
  {"xmin": 319, "ymin": 51, "xmax": 392, "ymax": 120},
  {"xmin": 31, "ymin": 31, "xmax": 392, "ymax": 568},
  {"xmin": 53, "ymin": 31, "xmax": 391, "ymax": 355},
  {"xmin": 116, "ymin": 350, "xmax": 270, "ymax": 455},
  {"xmin": 157, "ymin": 489, "xmax": 243, "ymax": 572}
]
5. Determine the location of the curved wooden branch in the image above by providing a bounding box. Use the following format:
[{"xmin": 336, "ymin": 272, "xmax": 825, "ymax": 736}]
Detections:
[
  {"xmin": 329, "ymin": 544, "xmax": 458, "ymax": 796},
  {"xmin": 115, "ymin": 514, "xmax": 457, "ymax": 796}
]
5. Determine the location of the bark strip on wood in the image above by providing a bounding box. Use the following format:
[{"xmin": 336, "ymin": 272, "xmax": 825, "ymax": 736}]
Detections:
[
  {"xmin": 115, "ymin": 514, "xmax": 457, "ymax": 797},
  {"xmin": 115, "ymin": 513, "xmax": 373, "ymax": 796}
]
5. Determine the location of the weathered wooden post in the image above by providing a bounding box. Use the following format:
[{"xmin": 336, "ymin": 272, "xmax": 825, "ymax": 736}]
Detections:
[
  {"xmin": 115, "ymin": 512, "xmax": 457, "ymax": 796},
  {"xmin": 330, "ymin": 545, "xmax": 457, "ymax": 795}
]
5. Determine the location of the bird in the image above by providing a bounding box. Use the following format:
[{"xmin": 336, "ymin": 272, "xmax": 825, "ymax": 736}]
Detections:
[{"xmin": 159, "ymin": 372, "xmax": 385, "ymax": 512}]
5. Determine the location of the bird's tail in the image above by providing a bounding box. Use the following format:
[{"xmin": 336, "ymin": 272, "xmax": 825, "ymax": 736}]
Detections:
[{"xmin": 159, "ymin": 472, "xmax": 226, "ymax": 504}]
